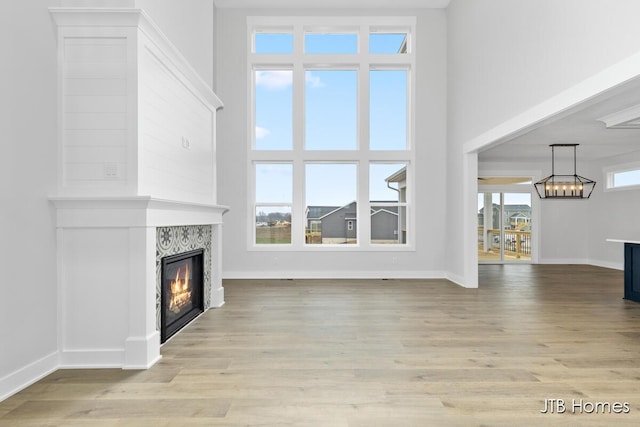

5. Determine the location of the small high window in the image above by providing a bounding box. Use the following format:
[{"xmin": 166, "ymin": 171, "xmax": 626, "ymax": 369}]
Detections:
[
  {"xmin": 305, "ymin": 33, "xmax": 357, "ymax": 54},
  {"xmin": 369, "ymin": 32, "xmax": 408, "ymax": 54},
  {"xmin": 254, "ymin": 32, "xmax": 293, "ymax": 54},
  {"xmin": 605, "ymin": 163, "xmax": 640, "ymax": 190},
  {"xmin": 612, "ymin": 170, "xmax": 640, "ymax": 188}
]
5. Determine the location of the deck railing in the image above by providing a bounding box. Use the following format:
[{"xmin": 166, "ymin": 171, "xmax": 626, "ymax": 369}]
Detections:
[{"xmin": 478, "ymin": 227, "xmax": 531, "ymax": 259}]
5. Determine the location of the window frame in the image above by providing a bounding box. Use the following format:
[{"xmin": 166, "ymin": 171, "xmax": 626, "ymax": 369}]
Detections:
[
  {"xmin": 253, "ymin": 162, "xmax": 293, "ymax": 245},
  {"xmin": 604, "ymin": 161, "xmax": 640, "ymax": 192},
  {"xmin": 247, "ymin": 16, "xmax": 416, "ymax": 251}
]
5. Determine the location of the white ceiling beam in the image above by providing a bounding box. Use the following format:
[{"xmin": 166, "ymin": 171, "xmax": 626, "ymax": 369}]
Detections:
[{"xmin": 597, "ymin": 104, "xmax": 640, "ymax": 129}]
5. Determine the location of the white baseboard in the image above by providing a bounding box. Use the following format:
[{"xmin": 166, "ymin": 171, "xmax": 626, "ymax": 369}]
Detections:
[
  {"xmin": 210, "ymin": 285, "xmax": 225, "ymax": 308},
  {"xmin": 446, "ymin": 272, "xmax": 477, "ymax": 288},
  {"xmin": 124, "ymin": 332, "xmax": 161, "ymax": 369},
  {"xmin": 537, "ymin": 258, "xmax": 623, "ymax": 271},
  {"xmin": 0, "ymin": 351, "xmax": 58, "ymax": 402},
  {"xmin": 588, "ymin": 259, "xmax": 624, "ymax": 271},
  {"xmin": 538, "ymin": 258, "xmax": 590, "ymax": 265},
  {"xmin": 59, "ymin": 349, "xmax": 125, "ymax": 369},
  {"xmin": 222, "ymin": 270, "xmax": 448, "ymax": 280}
]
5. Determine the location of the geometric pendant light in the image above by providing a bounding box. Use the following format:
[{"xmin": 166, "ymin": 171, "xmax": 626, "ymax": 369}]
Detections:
[{"xmin": 534, "ymin": 143, "xmax": 596, "ymax": 199}]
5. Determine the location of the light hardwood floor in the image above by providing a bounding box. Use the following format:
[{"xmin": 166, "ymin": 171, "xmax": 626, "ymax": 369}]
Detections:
[{"xmin": 2, "ymin": 265, "xmax": 640, "ymax": 426}]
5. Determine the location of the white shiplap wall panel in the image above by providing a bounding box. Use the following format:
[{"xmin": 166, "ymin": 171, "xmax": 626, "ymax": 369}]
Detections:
[
  {"xmin": 62, "ymin": 36, "xmax": 129, "ymax": 189},
  {"xmin": 138, "ymin": 44, "xmax": 215, "ymax": 203},
  {"xmin": 65, "ymin": 95, "xmax": 127, "ymax": 113},
  {"xmin": 65, "ymin": 146, "xmax": 128, "ymax": 163},
  {"xmin": 64, "ymin": 78, "xmax": 127, "ymax": 96},
  {"xmin": 64, "ymin": 43, "xmax": 127, "ymax": 63},
  {"xmin": 65, "ymin": 130, "xmax": 127, "ymax": 147},
  {"xmin": 65, "ymin": 163, "xmax": 128, "ymax": 181},
  {"xmin": 64, "ymin": 113, "xmax": 127, "ymax": 130},
  {"xmin": 55, "ymin": 10, "xmax": 222, "ymax": 201},
  {"xmin": 64, "ymin": 62, "xmax": 128, "ymax": 79}
]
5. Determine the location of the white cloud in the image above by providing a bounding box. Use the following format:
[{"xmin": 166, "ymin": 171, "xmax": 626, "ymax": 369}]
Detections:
[
  {"xmin": 255, "ymin": 70, "xmax": 292, "ymax": 90},
  {"xmin": 255, "ymin": 70, "xmax": 325, "ymax": 90},
  {"xmin": 255, "ymin": 126, "xmax": 271, "ymax": 139},
  {"xmin": 305, "ymin": 71, "xmax": 325, "ymax": 88}
]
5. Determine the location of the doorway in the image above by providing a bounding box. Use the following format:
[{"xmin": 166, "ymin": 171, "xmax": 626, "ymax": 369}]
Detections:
[{"xmin": 478, "ymin": 191, "xmax": 532, "ymax": 263}]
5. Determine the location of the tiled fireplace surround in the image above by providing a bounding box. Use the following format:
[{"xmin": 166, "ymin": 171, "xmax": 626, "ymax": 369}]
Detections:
[{"xmin": 156, "ymin": 225, "xmax": 214, "ymax": 330}]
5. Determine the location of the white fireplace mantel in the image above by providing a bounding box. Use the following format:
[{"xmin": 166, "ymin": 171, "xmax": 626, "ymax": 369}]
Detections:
[
  {"xmin": 50, "ymin": 196, "xmax": 228, "ymax": 228},
  {"xmin": 50, "ymin": 196, "xmax": 228, "ymax": 369},
  {"xmin": 48, "ymin": 7, "xmax": 227, "ymax": 370}
]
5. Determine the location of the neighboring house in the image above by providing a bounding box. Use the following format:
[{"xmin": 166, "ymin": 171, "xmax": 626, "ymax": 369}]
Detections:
[
  {"xmin": 503, "ymin": 204, "xmax": 531, "ymax": 229},
  {"xmin": 385, "ymin": 166, "xmax": 407, "ymax": 243},
  {"xmin": 508, "ymin": 212, "xmax": 531, "ymax": 230},
  {"xmin": 305, "ymin": 202, "xmax": 400, "ymax": 243},
  {"xmin": 370, "ymin": 207, "xmax": 399, "ymax": 241},
  {"xmin": 306, "ymin": 201, "xmax": 358, "ymax": 243},
  {"xmin": 478, "ymin": 204, "xmax": 531, "ymax": 230},
  {"xmin": 304, "ymin": 165, "xmax": 407, "ymax": 244}
]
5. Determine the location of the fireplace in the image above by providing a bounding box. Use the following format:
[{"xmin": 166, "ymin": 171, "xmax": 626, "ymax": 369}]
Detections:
[{"xmin": 160, "ymin": 249, "xmax": 204, "ymax": 343}]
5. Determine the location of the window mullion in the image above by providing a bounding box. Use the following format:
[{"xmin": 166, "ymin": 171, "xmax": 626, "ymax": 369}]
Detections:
[
  {"xmin": 359, "ymin": 24, "xmax": 369, "ymax": 56},
  {"xmin": 291, "ymin": 25, "xmax": 305, "ymax": 247},
  {"xmin": 292, "ymin": 61, "xmax": 305, "ymax": 153},
  {"xmin": 359, "ymin": 61, "xmax": 371, "ymax": 248},
  {"xmin": 358, "ymin": 159, "xmax": 370, "ymax": 248},
  {"xmin": 292, "ymin": 152, "xmax": 305, "ymax": 248}
]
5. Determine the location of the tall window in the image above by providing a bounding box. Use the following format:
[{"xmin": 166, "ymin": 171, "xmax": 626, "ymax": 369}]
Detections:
[{"xmin": 249, "ymin": 17, "xmax": 415, "ymax": 250}]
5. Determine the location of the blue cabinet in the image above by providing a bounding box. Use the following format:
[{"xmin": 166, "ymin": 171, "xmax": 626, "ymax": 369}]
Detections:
[{"xmin": 624, "ymin": 243, "xmax": 640, "ymax": 302}]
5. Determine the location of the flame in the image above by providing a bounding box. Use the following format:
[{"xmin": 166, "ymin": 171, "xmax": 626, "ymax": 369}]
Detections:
[{"xmin": 168, "ymin": 263, "xmax": 192, "ymax": 314}]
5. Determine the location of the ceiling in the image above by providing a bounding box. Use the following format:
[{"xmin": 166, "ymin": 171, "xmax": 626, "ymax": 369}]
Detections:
[
  {"xmin": 213, "ymin": 0, "xmax": 449, "ymax": 9},
  {"xmin": 478, "ymin": 76, "xmax": 640, "ymax": 163}
]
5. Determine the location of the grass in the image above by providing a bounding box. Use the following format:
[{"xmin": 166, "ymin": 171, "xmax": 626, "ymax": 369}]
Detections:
[{"xmin": 256, "ymin": 225, "xmax": 292, "ymax": 244}]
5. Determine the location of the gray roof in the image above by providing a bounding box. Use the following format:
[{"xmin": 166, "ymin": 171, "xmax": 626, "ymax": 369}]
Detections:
[
  {"xmin": 307, "ymin": 201, "xmax": 399, "ymax": 220},
  {"xmin": 306, "ymin": 206, "xmax": 340, "ymax": 219},
  {"xmin": 307, "ymin": 201, "xmax": 357, "ymax": 220}
]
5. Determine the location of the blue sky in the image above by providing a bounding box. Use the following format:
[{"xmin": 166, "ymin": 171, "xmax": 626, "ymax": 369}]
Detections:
[
  {"xmin": 254, "ymin": 32, "xmax": 408, "ymax": 207},
  {"xmin": 614, "ymin": 169, "xmax": 640, "ymax": 187}
]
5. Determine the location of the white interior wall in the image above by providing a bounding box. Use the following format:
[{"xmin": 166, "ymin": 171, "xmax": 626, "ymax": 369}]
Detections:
[
  {"xmin": 1, "ymin": 0, "xmax": 216, "ymax": 401},
  {"xmin": 135, "ymin": 0, "xmax": 215, "ymax": 89},
  {"xmin": 448, "ymin": 0, "xmax": 640, "ymax": 285},
  {"xmin": 588, "ymin": 151, "xmax": 640, "ymax": 269},
  {"xmin": 538, "ymin": 199, "xmax": 590, "ymax": 264},
  {"xmin": 0, "ymin": 0, "xmax": 60, "ymax": 400},
  {"xmin": 215, "ymin": 7, "xmax": 448, "ymax": 279}
]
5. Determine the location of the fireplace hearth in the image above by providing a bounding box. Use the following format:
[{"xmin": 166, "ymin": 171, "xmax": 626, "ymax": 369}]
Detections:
[{"xmin": 160, "ymin": 249, "xmax": 204, "ymax": 343}]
